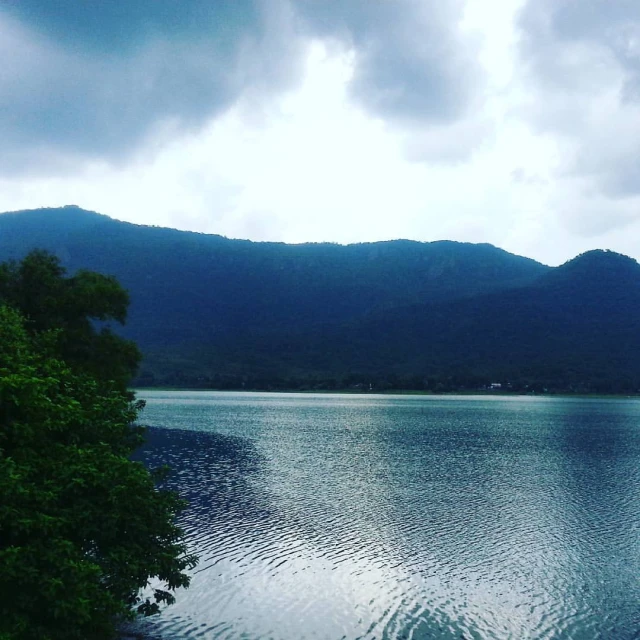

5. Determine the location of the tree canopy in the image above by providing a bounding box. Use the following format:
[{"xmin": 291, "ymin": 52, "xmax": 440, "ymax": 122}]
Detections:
[
  {"xmin": 0, "ymin": 252, "xmax": 196, "ymax": 640},
  {"xmin": 0, "ymin": 250, "xmax": 140, "ymax": 391}
]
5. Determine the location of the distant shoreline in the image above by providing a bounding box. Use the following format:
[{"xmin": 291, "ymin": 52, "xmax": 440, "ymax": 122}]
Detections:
[{"xmin": 132, "ymin": 387, "xmax": 640, "ymax": 399}]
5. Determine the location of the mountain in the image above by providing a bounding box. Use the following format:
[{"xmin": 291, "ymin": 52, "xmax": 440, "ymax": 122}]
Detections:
[
  {"xmin": 2, "ymin": 206, "xmax": 638, "ymax": 392},
  {"xmin": 0, "ymin": 205, "xmax": 547, "ymax": 339},
  {"xmin": 282, "ymin": 249, "xmax": 640, "ymax": 391}
]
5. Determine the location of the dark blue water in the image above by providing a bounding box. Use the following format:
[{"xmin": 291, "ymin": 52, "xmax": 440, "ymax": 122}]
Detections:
[{"xmin": 132, "ymin": 392, "xmax": 640, "ymax": 639}]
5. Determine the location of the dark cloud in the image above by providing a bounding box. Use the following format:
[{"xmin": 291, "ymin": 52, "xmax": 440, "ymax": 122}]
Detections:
[
  {"xmin": 0, "ymin": 0, "xmax": 480, "ymax": 172},
  {"xmin": 4, "ymin": 1, "xmax": 252, "ymax": 54},
  {"xmin": 0, "ymin": 1, "xmax": 303, "ymax": 171},
  {"xmin": 520, "ymin": 0, "xmax": 640, "ymax": 97},
  {"xmin": 295, "ymin": 0, "xmax": 479, "ymax": 125},
  {"xmin": 518, "ymin": 0, "xmax": 640, "ymax": 204}
]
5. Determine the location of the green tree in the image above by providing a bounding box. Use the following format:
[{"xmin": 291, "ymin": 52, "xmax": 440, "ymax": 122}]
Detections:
[
  {"xmin": 0, "ymin": 253, "xmax": 197, "ymax": 640},
  {"xmin": 0, "ymin": 250, "xmax": 140, "ymax": 391}
]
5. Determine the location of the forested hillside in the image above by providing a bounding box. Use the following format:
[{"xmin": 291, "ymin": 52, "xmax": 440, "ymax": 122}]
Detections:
[
  {"xmin": 266, "ymin": 250, "xmax": 640, "ymax": 392},
  {"xmin": 2, "ymin": 206, "xmax": 639, "ymax": 392},
  {"xmin": 0, "ymin": 207, "xmax": 547, "ymax": 349}
]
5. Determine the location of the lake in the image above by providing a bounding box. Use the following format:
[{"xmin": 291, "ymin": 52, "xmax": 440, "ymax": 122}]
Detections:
[{"xmin": 131, "ymin": 391, "xmax": 640, "ymax": 639}]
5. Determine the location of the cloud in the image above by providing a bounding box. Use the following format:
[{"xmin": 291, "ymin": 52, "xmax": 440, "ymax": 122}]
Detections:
[
  {"xmin": 295, "ymin": 0, "xmax": 481, "ymax": 125},
  {"xmin": 11, "ymin": 1, "xmax": 640, "ymax": 267},
  {"xmin": 0, "ymin": 1, "xmax": 304, "ymax": 172},
  {"xmin": 517, "ymin": 0, "xmax": 640, "ymax": 218},
  {"xmin": 519, "ymin": 0, "xmax": 640, "ymax": 96},
  {"xmin": 404, "ymin": 116, "xmax": 493, "ymax": 164},
  {"xmin": 0, "ymin": 0, "xmax": 483, "ymax": 173}
]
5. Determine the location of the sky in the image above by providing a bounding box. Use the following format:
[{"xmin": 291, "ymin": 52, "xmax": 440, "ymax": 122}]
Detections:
[{"xmin": 0, "ymin": 0, "xmax": 639, "ymax": 266}]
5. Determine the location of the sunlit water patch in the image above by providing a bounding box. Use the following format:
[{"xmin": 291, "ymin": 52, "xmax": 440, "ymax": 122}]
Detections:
[{"xmin": 130, "ymin": 392, "xmax": 640, "ymax": 639}]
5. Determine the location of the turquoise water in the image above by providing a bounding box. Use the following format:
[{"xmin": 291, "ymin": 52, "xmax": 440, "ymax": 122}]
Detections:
[{"xmin": 133, "ymin": 392, "xmax": 640, "ymax": 639}]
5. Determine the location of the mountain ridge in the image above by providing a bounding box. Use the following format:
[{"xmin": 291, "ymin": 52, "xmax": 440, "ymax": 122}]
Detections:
[{"xmin": 0, "ymin": 205, "xmax": 549, "ymax": 256}]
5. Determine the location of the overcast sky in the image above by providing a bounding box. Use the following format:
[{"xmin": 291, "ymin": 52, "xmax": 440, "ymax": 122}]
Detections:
[{"xmin": 1, "ymin": 0, "xmax": 639, "ymax": 266}]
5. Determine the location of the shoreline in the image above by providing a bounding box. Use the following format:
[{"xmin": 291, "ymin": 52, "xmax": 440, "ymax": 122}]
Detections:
[{"xmin": 132, "ymin": 387, "xmax": 640, "ymax": 399}]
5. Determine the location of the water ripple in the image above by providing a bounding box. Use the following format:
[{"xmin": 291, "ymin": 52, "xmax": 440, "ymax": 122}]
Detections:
[{"xmin": 129, "ymin": 392, "xmax": 640, "ymax": 640}]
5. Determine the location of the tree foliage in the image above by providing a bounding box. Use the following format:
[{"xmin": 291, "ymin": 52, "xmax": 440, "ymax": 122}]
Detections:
[
  {"xmin": 0, "ymin": 252, "xmax": 196, "ymax": 640},
  {"xmin": 0, "ymin": 250, "xmax": 140, "ymax": 391}
]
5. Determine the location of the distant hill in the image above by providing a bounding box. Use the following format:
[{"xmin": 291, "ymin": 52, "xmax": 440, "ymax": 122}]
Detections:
[
  {"xmin": 270, "ymin": 249, "xmax": 640, "ymax": 392},
  {"xmin": 2, "ymin": 206, "xmax": 639, "ymax": 392}
]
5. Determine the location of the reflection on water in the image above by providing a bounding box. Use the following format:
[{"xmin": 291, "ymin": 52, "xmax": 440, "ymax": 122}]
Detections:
[{"xmin": 134, "ymin": 392, "xmax": 640, "ymax": 639}]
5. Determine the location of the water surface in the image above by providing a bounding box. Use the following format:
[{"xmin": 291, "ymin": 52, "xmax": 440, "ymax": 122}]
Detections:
[{"xmin": 134, "ymin": 392, "xmax": 640, "ymax": 639}]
